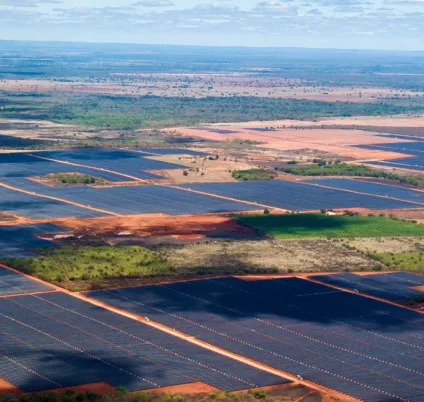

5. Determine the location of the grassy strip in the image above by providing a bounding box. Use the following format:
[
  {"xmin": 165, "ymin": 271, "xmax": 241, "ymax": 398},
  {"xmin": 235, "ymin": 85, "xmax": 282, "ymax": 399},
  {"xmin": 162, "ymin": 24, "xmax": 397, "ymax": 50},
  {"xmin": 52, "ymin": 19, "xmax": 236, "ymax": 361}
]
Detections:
[
  {"xmin": 4, "ymin": 245, "xmax": 174, "ymax": 284},
  {"xmin": 0, "ymin": 385, "xmax": 313, "ymax": 402},
  {"xmin": 373, "ymin": 252, "xmax": 424, "ymax": 272},
  {"xmin": 238, "ymin": 213, "xmax": 424, "ymax": 239},
  {"xmin": 280, "ymin": 163, "xmax": 424, "ymax": 187},
  {"xmin": 232, "ymin": 169, "xmax": 276, "ymax": 181}
]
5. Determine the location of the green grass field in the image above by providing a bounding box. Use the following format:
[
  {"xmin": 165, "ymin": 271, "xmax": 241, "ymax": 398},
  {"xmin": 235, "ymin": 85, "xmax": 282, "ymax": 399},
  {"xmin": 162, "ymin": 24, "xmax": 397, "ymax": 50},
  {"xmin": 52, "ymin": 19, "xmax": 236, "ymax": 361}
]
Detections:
[
  {"xmin": 374, "ymin": 252, "xmax": 424, "ymax": 272},
  {"xmin": 238, "ymin": 213, "xmax": 424, "ymax": 239},
  {"xmin": 4, "ymin": 245, "xmax": 174, "ymax": 289}
]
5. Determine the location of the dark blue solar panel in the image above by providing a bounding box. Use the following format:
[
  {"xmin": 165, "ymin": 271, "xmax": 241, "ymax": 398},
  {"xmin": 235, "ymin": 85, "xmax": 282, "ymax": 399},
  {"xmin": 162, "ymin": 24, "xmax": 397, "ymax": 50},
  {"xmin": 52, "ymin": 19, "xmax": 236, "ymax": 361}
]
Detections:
[
  {"xmin": 314, "ymin": 272, "xmax": 424, "ymax": 302},
  {"xmin": 306, "ymin": 178, "xmax": 424, "ymax": 203},
  {"xmin": 0, "ymin": 223, "xmax": 62, "ymax": 260},
  {"xmin": 0, "ymin": 292, "xmax": 285, "ymax": 392},
  {"xmin": 0, "ymin": 265, "xmax": 53, "ymax": 295},
  {"xmin": 362, "ymin": 160, "xmax": 424, "ymax": 172},
  {"xmin": 86, "ymin": 277, "xmax": 424, "ymax": 402},
  {"xmin": 0, "ymin": 153, "xmax": 129, "ymax": 183},
  {"xmin": 0, "ymin": 180, "xmax": 258, "ymax": 215},
  {"xmin": 0, "ymin": 185, "xmax": 108, "ymax": 219},
  {"xmin": 33, "ymin": 149, "xmax": 188, "ymax": 179},
  {"xmin": 180, "ymin": 180, "xmax": 423, "ymax": 211}
]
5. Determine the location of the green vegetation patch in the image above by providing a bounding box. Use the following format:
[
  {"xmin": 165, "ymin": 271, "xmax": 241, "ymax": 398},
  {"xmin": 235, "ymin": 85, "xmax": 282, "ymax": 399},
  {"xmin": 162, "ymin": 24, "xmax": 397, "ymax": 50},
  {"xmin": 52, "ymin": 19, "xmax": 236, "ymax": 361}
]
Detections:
[
  {"xmin": 54, "ymin": 173, "xmax": 102, "ymax": 185},
  {"xmin": 5, "ymin": 245, "xmax": 174, "ymax": 285},
  {"xmin": 3, "ymin": 91, "xmax": 424, "ymax": 130},
  {"xmin": 374, "ymin": 252, "xmax": 424, "ymax": 272},
  {"xmin": 232, "ymin": 168, "xmax": 276, "ymax": 181},
  {"xmin": 238, "ymin": 213, "xmax": 424, "ymax": 239}
]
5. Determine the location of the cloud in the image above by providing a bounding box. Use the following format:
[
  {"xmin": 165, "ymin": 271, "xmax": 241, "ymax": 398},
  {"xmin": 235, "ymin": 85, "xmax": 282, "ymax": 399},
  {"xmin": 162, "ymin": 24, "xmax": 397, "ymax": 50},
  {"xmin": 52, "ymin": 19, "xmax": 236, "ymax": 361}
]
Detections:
[
  {"xmin": 0, "ymin": 0, "xmax": 61, "ymax": 6},
  {"xmin": 132, "ymin": 0, "xmax": 174, "ymax": 7},
  {"xmin": 385, "ymin": 0, "xmax": 424, "ymax": 4}
]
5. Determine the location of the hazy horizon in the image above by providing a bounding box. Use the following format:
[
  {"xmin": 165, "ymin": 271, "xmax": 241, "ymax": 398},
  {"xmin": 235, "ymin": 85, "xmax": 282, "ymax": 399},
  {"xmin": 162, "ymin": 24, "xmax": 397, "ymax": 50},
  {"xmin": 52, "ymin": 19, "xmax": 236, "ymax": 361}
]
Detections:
[{"xmin": 1, "ymin": 0, "xmax": 423, "ymax": 51}]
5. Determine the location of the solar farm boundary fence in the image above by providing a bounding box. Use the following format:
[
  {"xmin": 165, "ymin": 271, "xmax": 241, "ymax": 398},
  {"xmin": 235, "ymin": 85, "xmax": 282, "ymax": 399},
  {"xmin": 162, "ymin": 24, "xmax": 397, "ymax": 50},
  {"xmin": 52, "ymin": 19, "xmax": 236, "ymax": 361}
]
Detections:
[
  {"xmin": 0, "ymin": 182, "xmax": 118, "ymax": 217},
  {"xmin": 28, "ymin": 153, "xmax": 151, "ymax": 184},
  {"xmin": 297, "ymin": 180, "xmax": 424, "ymax": 208}
]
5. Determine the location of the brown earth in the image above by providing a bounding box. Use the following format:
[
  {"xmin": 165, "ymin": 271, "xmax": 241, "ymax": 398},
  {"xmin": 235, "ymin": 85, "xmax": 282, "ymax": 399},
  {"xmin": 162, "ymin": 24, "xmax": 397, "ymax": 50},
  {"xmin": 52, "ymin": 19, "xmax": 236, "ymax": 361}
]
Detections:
[
  {"xmin": 53, "ymin": 214, "xmax": 253, "ymax": 238},
  {"xmin": 165, "ymin": 127, "xmax": 413, "ymax": 161},
  {"xmin": 0, "ymin": 378, "xmax": 22, "ymax": 395}
]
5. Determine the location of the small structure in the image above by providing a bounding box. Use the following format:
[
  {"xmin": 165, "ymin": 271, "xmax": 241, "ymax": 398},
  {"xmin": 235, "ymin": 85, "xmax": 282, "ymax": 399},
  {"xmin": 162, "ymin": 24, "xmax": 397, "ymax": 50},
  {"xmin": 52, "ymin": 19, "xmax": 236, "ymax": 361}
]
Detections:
[{"xmin": 325, "ymin": 211, "xmax": 337, "ymax": 216}]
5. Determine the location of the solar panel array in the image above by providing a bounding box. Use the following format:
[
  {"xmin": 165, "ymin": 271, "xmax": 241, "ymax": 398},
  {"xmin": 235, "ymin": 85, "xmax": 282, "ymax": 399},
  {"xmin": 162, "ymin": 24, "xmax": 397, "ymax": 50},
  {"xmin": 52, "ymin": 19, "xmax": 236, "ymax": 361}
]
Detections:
[
  {"xmin": 180, "ymin": 180, "xmax": 423, "ymax": 211},
  {"xmin": 0, "ymin": 153, "xmax": 128, "ymax": 183},
  {"xmin": 313, "ymin": 272, "xmax": 424, "ymax": 301},
  {"xmin": 362, "ymin": 160, "xmax": 424, "ymax": 172},
  {"xmin": 0, "ymin": 266, "xmax": 53, "ymax": 295},
  {"xmin": 2, "ymin": 179, "xmax": 258, "ymax": 215},
  {"xmin": 34, "ymin": 149, "xmax": 188, "ymax": 180},
  {"xmin": 306, "ymin": 178, "xmax": 424, "ymax": 204},
  {"xmin": 353, "ymin": 142, "xmax": 424, "ymax": 171},
  {"xmin": 0, "ymin": 185, "xmax": 108, "ymax": 219},
  {"xmin": 0, "ymin": 291, "xmax": 285, "ymax": 392},
  {"xmin": 0, "ymin": 223, "xmax": 63, "ymax": 259},
  {"xmin": 86, "ymin": 277, "xmax": 424, "ymax": 402}
]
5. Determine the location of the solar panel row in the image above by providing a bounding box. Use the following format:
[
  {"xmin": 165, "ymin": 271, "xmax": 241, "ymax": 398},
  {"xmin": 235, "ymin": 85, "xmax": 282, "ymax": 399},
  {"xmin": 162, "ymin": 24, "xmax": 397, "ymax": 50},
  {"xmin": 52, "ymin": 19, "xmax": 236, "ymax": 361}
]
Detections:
[
  {"xmin": 33, "ymin": 149, "xmax": 187, "ymax": 180},
  {"xmin": 0, "ymin": 292, "xmax": 285, "ymax": 392},
  {"xmin": 0, "ymin": 153, "xmax": 129, "ymax": 183},
  {"xmin": 180, "ymin": 180, "xmax": 423, "ymax": 211},
  {"xmin": 306, "ymin": 178, "xmax": 424, "ymax": 204},
  {"xmin": 0, "ymin": 186, "xmax": 107, "ymax": 219},
  {"xmin": 314, "ymin": 272, "xmax": 424, "ymax": 301},
  {"xmin": 0, "ymin": 265, "xmax": 53, "ymax": 295},
  {"xmin": 86, "ymin": 277, "xmax": 424, "ymax": 402},
  {"xmin": 2, "ymin": 178, "xmax": 259, "ymax": 216}
]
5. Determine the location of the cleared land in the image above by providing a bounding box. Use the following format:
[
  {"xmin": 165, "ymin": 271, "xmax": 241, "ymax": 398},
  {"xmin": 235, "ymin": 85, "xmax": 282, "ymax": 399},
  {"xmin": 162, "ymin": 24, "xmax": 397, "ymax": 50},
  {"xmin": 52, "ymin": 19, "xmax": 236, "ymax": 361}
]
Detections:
[
  {"xmin": 163, "ymin": 239, "xmax": 376, "ymax": 273},
  {"xmin": 238, "ymin": 213, "xmax": 424, "ymax": 239}
]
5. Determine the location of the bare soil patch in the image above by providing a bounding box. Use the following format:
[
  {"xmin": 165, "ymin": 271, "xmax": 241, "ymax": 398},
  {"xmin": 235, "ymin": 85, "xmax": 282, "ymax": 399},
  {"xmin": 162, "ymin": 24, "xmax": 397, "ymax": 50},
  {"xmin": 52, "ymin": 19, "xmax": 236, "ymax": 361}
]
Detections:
[
  {"xmin": 165, "ymin": 126, "xmax": 412, "ymax": 161},
  {"xmin": 54, "ymin": 214, "xmax": 253, "ymax": 239}
]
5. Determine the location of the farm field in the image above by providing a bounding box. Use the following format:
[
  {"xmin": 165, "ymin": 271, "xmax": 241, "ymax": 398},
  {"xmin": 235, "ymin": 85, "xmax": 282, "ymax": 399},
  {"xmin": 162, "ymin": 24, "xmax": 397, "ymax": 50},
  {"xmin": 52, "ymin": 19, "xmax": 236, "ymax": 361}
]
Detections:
[
  {"xmin": 181, "ymin": 180, "xmax": 423, "ymax": 211},
  {"xmin": 85, "ymin": 276, "xmax": 424, "ymax": 402},
  {"xmin": 238, "ymin": 213, "xmax": 424, "ymax": 239}
]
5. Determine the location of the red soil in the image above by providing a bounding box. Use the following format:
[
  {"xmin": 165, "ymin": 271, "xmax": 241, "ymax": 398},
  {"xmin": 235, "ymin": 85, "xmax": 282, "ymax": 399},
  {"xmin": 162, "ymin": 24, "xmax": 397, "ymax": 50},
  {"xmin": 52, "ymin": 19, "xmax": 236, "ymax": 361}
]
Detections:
[
  {"xmin": 53, "ymin": 214, "xmax": 254, "ymax": 238},
  {"xmin": 0, "ymin": 378, "xmax": 22, "ymax": 395},
  {"xmin": 146, "ymin": 382, "xmax": 218, "ymax": 394}
]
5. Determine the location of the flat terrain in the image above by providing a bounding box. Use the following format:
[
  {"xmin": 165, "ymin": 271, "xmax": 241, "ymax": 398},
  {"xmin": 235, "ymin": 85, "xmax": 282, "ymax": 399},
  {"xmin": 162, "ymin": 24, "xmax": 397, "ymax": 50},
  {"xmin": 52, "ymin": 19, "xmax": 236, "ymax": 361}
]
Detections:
[
  {"xmin": 239, "ymin": 213, "xmax": 424, "ymax": 239},
  {"xmin": 163, "ymin": 239, "xmax": 376, "ymax": 273}
]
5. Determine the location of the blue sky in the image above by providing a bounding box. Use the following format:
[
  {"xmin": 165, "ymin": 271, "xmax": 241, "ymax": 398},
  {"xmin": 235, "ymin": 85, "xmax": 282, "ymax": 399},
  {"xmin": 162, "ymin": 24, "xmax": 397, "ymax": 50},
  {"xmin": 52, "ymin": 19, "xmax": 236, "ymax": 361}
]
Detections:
[{"xmin": 0, "ymin": 0, "xmax": 423, "ymax": 50}]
